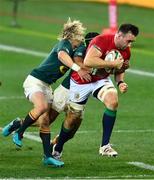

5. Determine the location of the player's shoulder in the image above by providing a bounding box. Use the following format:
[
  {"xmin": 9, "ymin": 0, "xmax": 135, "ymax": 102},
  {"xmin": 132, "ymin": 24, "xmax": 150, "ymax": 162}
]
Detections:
[
  {"xmin": 75, "ymin": 43, "xmax": 86, "ymax": 51},
  {"xmin": 59, "ymin": 39, "xmax": 71, "ymax": 46},
  {"xmin": 73, "ymin": 43, "xmax": 86, "ymax": 57},
  {"xmin": 96, "ymin": 33, "xmax": 114, "ymax": 40},
  {"xmin": 57, "ymin": 39, "xmax": 73, "ymax": 54},
  {"xmin": 92, "ymin": 34, "xmax": 114, "ymax": 45},
  {"xmin": 78, "ymin": 42, "xmax": 86, "ymax": 48}
]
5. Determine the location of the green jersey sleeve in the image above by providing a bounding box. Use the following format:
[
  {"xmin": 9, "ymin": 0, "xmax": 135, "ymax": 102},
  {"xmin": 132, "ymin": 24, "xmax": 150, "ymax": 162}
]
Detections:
[{"xmin": 30, "ymin": 39, "xmax": 74, "ymax": 84}]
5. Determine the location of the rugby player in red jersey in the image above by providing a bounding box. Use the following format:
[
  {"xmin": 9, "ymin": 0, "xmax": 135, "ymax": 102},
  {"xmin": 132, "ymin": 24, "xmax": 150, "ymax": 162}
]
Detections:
[{"xmin": 52, "ymin": 24, "xmax": 139, "ymax": 160}]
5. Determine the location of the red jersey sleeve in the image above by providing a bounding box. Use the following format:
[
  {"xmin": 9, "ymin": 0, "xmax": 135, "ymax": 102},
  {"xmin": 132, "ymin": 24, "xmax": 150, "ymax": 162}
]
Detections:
[{"xmin": 87, "ymin": 34, "xmax": 111, "ymax": 58}]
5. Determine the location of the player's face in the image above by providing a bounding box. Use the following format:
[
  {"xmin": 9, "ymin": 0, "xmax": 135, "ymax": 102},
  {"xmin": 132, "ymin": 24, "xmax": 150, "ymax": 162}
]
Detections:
[{"xmin": 117, "ymin": 32, "xmax": 136, "ymax": 50}]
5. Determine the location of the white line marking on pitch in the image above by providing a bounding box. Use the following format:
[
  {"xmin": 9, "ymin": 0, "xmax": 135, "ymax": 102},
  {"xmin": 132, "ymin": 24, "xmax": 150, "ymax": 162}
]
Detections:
[
  {"xmin": 128, "ymin": 162, "xmax": 154, "ymax": 171},
  {"xmin": 0, "ymin": 96, "xmax": 24, "ymax": 100},
  {"xmin": 1, "ymin": 129, "xmax": 154, "ymax": 178},
  {"xmin": 114, "ymin": 129, "xmax": 154, "ymax": 133},
  {"xmin": 24, "ymin": 132, "xmax": 41, "ymax": 142},
  {"xmin": 1, "ymin": 128, "xmax": 154, "ymax": 137},
  {"xmin": 0, "ymin": 174, "xmax": 153, "ymax": 179},
  {"xmin": 0, "ymin": 44, "xmax": 47, "ymax": 57},
  {"xmin": 22, "ymin": 129, "xmax": 154, "ymax": 143},
  {"xmin": 127, "ymin": 69, "xmax": 154, "ymax": 77},
  {"xmin": 0, "ymin": 44, "xmax": 154, "ymax": 78}
]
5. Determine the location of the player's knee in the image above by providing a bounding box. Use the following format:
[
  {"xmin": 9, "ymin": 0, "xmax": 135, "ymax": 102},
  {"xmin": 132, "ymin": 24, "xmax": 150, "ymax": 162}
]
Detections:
[
  {"xmin": 97, "ymin": 85, "xmax": 117, "ymax": 103},
  {"xmin": 67, "ymin": 102, "xmax": 85, "ymax": 119},
  {"xmin": 106, "ymin": 99, "xmax": 118, "ymax": 110},
  {"xmin": 36, "ymin": 103, "xmax": 49, "ymax": 115},
  {"xmin": 63, "ymin": 102, "xmax": 84, "ymax": 129},
  {"xmin": 104, "ymin": 92, "xmax": 118, "ymax": 110}
]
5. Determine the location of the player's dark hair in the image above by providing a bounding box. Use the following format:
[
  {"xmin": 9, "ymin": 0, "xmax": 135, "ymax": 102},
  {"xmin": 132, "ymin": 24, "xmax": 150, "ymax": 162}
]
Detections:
[
  {"xmin": 118, "ymin": 24, "xmax": 139, "ymax": 36},
  {"xmin": 85, "ymin": 32, "xmax": 99, "ymax": 47}
]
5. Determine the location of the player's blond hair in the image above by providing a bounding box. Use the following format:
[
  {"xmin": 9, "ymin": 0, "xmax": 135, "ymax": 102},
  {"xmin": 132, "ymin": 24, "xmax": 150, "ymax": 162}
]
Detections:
[{"xmin": 58, "ymin": 18, "xmax": 86, "ymax": 42}]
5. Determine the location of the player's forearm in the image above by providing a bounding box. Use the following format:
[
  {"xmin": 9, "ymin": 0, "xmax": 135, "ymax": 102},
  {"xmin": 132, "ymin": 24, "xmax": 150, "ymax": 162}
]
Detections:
[
  {"xmin": 115, "ymin": 73, "xmax": 128, "ymax": 93},
  {"xmin": 58, "ymin": 51, "xmax": 74, "ymax": 68},
  {"xmin": 58, "ymin": 51, "xmax": 81, "ymax": 72},
  {"xmin": 84, "ymin": 46, "xmax": 112, "ymax": 68},
  {"xmin": 115, "ymin": 73, "xmax": 125, "ymax": 83},
  {"xmin": 84, "ymin": 57, "xmax": 115, "ymax": 69}
]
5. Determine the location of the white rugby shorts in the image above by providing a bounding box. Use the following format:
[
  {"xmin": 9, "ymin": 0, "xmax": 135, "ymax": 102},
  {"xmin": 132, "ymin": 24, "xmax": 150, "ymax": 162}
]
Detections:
[
  {"xmin": 52, "ymin": 84, "xmax": 70, "ymax": 113},
  {"xmin": 23, "ymin": 75, "xmax": 53, "ymax": 103},
  {"xmin": 69, "ymin": 77, "xmax": 114, "ymax": 104}
]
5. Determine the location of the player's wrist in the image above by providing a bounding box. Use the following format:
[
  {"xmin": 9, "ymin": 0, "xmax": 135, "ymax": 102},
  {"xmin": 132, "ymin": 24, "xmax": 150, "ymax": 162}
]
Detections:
[
  {"xmin": 71, "ymin": 63, "xmax": 81, "ymax": 72},
  {"xmin": 117, "ymin": 80, "xmax": 124, "ymax": 87}
]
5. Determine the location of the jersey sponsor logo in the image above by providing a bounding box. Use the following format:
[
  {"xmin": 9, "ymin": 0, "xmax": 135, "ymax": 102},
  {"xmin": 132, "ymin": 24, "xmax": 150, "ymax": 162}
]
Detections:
[
  {"xmin": 65, "ymin": 48, "xmax": 70, "ymax": 54},
  {"xmin": 60, "ymin": 65, "xmax": 69, "ymax": 74},
  {"xmin": 76, "ymin": 52, "xmax": 83, "ymax": 56},
  {"xmin": 74, "ymin": 92, "xmax": 80, "ymax": 100},
  {"xmin": 93, "ymin": 45, "xmax": 101, "ymax": 51}
]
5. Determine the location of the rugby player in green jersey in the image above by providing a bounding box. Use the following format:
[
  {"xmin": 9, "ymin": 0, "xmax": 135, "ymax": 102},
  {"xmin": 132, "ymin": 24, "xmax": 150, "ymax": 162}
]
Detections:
[
  {"xmin": 47, "ymin": 32, "xmax": 99, "ymax": 131},
  {"xmin": 2, "ymin": 31, "xmax": 98, "ymax": 167},
  {"xmin": 2, "ymin": 18, "xmax": 89, "ymax": 167}
]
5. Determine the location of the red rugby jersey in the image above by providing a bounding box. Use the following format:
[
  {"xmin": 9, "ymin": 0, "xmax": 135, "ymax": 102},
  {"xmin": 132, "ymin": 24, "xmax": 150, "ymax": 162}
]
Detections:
[{"xmin": 71, "ymin": 34, "xmax": 131, "ymax": 84}]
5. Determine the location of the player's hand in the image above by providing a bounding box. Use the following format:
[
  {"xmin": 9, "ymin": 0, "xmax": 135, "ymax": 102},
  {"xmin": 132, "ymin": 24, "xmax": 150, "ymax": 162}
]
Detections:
[
  {"xmin": 77, "ymin": 68, "xmax": 92, "ymax": 82},
  {"xmin": 118, "ymin": 82, "xmax": 128, "ymax": 93},
  {"xmin": 114, "ymin": 60, "xmax": 130, "ymax": 74},
  {"xmin": 114, "ymin": 57, "xmax": 124, "ymax": 69}
]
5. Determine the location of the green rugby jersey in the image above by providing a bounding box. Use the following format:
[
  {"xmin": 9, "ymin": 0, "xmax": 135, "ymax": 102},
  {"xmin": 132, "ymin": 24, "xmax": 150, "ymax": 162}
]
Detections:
[
  {"xmin": 61, "ymin": 43, "xmax": 86, "ymax": 89},
  {"xmin": 30, "ymin": 39, "xmax": 74, "ymax": 84}
]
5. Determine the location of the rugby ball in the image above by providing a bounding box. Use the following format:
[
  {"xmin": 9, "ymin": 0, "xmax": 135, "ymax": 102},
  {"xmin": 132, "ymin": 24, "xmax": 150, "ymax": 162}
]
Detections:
[{"xmin": 104, "ymin": 50, "xmax": 121, "ymax": 73}]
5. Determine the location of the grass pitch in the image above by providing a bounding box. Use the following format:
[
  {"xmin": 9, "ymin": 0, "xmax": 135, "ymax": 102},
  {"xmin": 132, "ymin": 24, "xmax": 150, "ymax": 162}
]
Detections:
[{"xmin": 0, "ymin": 0, "xmax": 154, "ymax": 179}]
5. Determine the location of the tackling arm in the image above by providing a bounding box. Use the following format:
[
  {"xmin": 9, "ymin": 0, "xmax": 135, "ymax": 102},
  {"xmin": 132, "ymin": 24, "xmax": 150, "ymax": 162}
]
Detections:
[
  {"xmin": 58, "ymin": 50, "xmax": 75, "ymax": 68},
  {"xmin": 73, "ymin": 56, "xmax": 91, "ymax": 82},
  {"xmin": 58, "ymin": 50, "xmax": 81, "ymax": 72},
  {"xmin": 74, "ymin": 56, "xmax": 91, "ymax": 71}
]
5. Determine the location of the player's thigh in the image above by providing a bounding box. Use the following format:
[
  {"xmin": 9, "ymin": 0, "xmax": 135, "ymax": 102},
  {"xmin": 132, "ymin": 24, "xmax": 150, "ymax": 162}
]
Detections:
[
  {"xmin": 23, "ymin": 75, "xmax": 53, "ymax": 106},
  {"xmin": 52, "ymin": 84, "xmax": 69, "ymax": 113},
  {"xmin": 92, "ymin": 78, "xmax": 117, "ymax": 103}
]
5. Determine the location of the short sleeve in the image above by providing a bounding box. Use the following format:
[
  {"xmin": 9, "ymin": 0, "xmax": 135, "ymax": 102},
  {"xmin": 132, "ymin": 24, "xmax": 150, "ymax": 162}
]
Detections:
[{"xmin": 57, "ymin": 39, "xmax": 73, "ymax": 55}]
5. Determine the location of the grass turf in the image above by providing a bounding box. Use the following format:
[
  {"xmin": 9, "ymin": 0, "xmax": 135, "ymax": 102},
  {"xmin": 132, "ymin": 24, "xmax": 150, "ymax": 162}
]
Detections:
[{"xmin": 0, "ymin": 0, "xmax": 154, "ymax": 179}]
